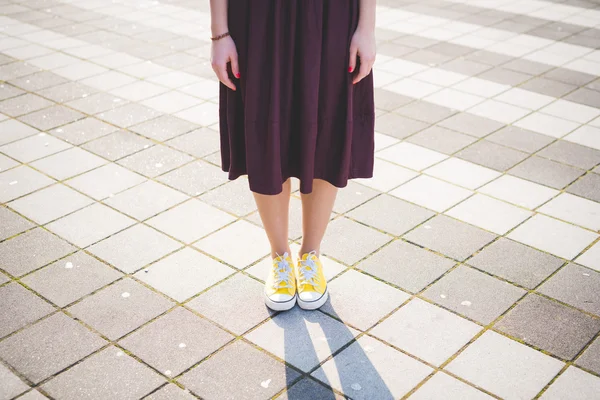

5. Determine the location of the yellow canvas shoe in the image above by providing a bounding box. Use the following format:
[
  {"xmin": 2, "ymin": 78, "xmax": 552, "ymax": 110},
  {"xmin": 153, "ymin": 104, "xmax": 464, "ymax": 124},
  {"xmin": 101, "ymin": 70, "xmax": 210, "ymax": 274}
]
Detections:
[
  {"xmin": 296, "ymin": 251, "xmax": 328, "ymax": 310},
  {"xmin": 264, "ymin": 252, "xmax": 297, "ymax": 311}
]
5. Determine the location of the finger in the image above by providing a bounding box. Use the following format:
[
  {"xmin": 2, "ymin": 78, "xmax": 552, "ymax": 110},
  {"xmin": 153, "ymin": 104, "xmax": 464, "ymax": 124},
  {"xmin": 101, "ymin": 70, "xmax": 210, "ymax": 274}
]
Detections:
[
  {"xmin": 353, "ymin": 58, "xmax": 371, "ymax": 84},
  {"xmin": 230, "ymin": 53, "xmax": 240, "ymax": 79},
  {"xmin": 218, "ymin": 64, "xmax": 237, "ymax": 91},
  {"xmin": 348, "ymin": 45, "xmax": 358, "ymax": 73}
]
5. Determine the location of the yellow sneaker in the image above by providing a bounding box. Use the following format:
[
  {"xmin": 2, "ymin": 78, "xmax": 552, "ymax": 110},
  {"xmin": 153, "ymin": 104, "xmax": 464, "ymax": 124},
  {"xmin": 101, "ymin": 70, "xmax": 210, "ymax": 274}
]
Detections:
[
  {"xmin": 264, "ymin": 252, "xmax": 297, "ymax": 311},
  {"xmin": 296, "ymin": 251, "xmax": 328, "ymax": 310}
]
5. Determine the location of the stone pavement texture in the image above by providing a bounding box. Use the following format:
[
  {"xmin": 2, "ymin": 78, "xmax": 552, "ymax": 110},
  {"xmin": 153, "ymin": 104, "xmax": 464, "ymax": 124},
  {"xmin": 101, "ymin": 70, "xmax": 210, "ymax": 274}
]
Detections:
[{"xmin": 1, "ymin": 0, "xmax": 600, "ymax": 398}]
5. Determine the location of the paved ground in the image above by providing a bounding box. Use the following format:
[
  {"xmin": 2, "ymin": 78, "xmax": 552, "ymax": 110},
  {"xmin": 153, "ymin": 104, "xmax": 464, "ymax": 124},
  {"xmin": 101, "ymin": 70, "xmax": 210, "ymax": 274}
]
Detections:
[{"xmin": 1, "ymin": 0, "xmax": 600, "ymax": 399}]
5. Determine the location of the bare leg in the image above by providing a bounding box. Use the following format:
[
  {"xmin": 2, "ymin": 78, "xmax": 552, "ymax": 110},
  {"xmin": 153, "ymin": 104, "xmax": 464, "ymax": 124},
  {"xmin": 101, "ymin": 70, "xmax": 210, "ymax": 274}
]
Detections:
[
  {"xmin": 252, "ymin": 178, "xmax": 292, "ymax": 258},
  {"xmin": 299, "ymin": 179, "xmax": 338, "ymax": 257}
]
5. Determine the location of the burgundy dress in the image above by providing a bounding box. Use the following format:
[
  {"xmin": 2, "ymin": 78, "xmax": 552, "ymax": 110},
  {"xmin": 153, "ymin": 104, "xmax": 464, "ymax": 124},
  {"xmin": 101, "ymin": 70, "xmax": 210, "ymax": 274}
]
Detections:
[{"xmin": 219, "ymin": 0, "xmax": 375, "ymax": 195}]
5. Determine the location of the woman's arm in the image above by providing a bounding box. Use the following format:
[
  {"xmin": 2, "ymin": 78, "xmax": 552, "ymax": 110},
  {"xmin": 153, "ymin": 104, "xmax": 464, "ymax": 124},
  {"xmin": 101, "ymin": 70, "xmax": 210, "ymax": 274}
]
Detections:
[
  {"xmin": 349, "ymin": 0, "xmax": 377, "ymax": 84},
  {"xmin": 209, "ymin": 0, "xmax": 239, "ymax": 91}
]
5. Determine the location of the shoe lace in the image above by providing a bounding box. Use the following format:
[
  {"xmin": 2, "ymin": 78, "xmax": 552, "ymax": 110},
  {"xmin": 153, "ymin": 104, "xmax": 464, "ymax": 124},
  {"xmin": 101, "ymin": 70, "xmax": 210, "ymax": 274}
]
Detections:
[
  {"xmin": 298, "ymin": 250, "xmax": 320, "ymax": 287},
  {"xmin": 272, "ymin": 252, "xmax": 293, "ymax": 289}
]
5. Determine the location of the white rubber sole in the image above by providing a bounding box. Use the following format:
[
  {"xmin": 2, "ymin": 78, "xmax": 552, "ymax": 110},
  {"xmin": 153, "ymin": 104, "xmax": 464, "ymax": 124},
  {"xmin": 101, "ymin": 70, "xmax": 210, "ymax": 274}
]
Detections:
[
  {"xmin": 297, "ymin": 288, "xmax": 328, "ymax": 310},
  {"xmin": 264, "ymin": 293, "xmax": 297, "ymax": 311}
]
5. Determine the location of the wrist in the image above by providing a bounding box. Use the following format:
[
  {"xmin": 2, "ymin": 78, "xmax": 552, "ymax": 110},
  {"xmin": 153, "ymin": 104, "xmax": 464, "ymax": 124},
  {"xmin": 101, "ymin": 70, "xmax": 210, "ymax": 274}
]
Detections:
[
  {"xmin": 356, "ymin": 23, "xmax": 375, "ymax": 34},
  {"xmin": 211, "ymin": 25, "xmax": 229, "ymax": 37}
]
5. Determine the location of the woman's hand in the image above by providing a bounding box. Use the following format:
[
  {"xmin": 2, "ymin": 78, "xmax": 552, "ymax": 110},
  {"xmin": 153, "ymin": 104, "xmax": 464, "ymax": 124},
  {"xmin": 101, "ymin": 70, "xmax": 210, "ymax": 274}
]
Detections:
[
  {"xmin": 211, "ymin": 36, "xmax": 240, "ymax": 91},
  {"xmin": 349, "ymin": 28, "xmax": 376, "ymax": 84}
]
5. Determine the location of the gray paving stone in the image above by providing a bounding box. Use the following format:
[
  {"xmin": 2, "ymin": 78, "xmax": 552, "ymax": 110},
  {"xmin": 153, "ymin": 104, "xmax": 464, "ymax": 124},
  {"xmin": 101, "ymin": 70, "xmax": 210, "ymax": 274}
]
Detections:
[
  {"xmin": 331, "ymin": 181, "xmax": 380, "ymax": 214},
  {"xmin": 347, "ymin": 194, "xmax": 435, "ymax": 236},
  {"xmin": 446, "ymin": 330, "xmax": 564, "ymax": 400},
  {"xmin": 130, "ymin": 115, "xmax": 198, "ymax": 141},
  {"xmin": 134, "ymin": 247, "xmax": 235, "ymax": 302},
  {"xmin": 520, "ymin": 77, "xmax": 577, "ymax": 97},
  {"xmin": 36, "ymin": 81, "xmax": 97, "ymax": 103},
  {"xmin": 0, "ymin": 83, "xmax": 24, "ymax": 101},
  {"xmin": 0, "ymin": 228, "xmax": 75, "ymax": 277},
  {"xmin": 456, "ymin": 140, "xmax": 529, "ymax": 171},
  {"xmin": 187, "ymin": 273, "xmax": 273, "ymax": 335},
  {"xmin": 375, "ymin": 113, "xmax": 429, "ymax": 139},
  {"xmin": 477, "ymin": 67, "xmax": 532, "ymax": 86},
  {"xmin": 50, "ymin": 117, "xmax": 117, "ymax": 145},
  {"xmin": 537, "ymin": 140, "xmax": 600, "ymax": 170},
  {"xmin": 395, "ymin": 101, "xmax": 457, "ymax": 124},
  {"xmin": 538, "ymin": 263, "xmax": 600, "ymax": 316},
  {"xmin": 423, "ymin": 264, "xmax": 526, "ymax": 324},
  {"xmin": 41, "ymin": 345, "xmax": 165, "ymax": 400},
  {"xmin": 494, "ymin": 293, "xmax": 600, "ymax": 360},
  {"xmin": 82, "ymin": 130, "xmax": 153, "ymax": 161},
  {"xmin": 437, "ymin": 112, "xmax": 504, "ymax": 138},
  {"xmin": 567, "ymin": 172, "xmax": 600, "ymax": 203},
  {"xmin": 372, "ymin": 297, "xmax": 482, "ymax": 367},
  {"xmin": 117, "ymin": 144, "xmax": 194, "ymax": 178},
  {"xmin": 486, "ymin": 126, "xmax": 552, "ymax": 154},
  {"xmin": 157, "ymin": 160, "xmax": 229, "ymax": 196},
  {"xmin": 357, "ymin": 240, "xmax": 455, "ymax": 293},
  {"xmin": 88, "ymin": 224, "xmax": 181, "ymax": 273},
  {"xmin": 0, "ymin": 62, "xmax": 41, "ymax": 81},
  {"xmin": 21, "ymin": 251, "xmax": 122, "ymax": 307},
  {"xmin": 31, "ymin": 147, "xmax": 107, "ymax": 180},
  {"xmin": 178, "ymin": 340, "xmax": 300, "ymax": 400},
  {"xmin": 0, "ymin": 206, "xmax": 34, "ymax": 241},
  {"xmin": 0, "ymin": 282, "xmax": 55, "ymax": 338},
  {"xmin": 15, "ymin": 389, "xmax": 48, "ymax": 400},
  {"xmin": 145, "ymin": 384, "xmax": 196, "ymax": 400},
  {"xmin": 246, "ymin": 307, "xmax": 359, "ymax": 372},
  {"xmin": 312, "ymin": 335, "xmax": 432, "ymax": 400},
  {"xmin": 0, "ymin": 120, "xmax": 39, "ymax": 148},
  {"xmin": 18, "ymin": 105, "xmax": 84, "ymax": 131},
  {"xmin": 276, "ymin": 378, "xmax": 345, "ymax": 400},
  {"xmin": 104, "ymin": 180, "xmax": 188, "ymax": 220},
  {"xmin": 65, "ymin": 163, "xmax": 146, "ymax": 201},
  {"xmin": 165, "ymin": 127, "xmax": 220, "ymax": 158},
  {"xmin": 373, "ymin": 88, "xmax": 413, "ymax": 112},
  {"xmin": 509, "ymin": 156, "xmax": 584, "ymax": 189},
  {"xmin": 146, "ymin": 199, "xmax": 235, "ymax": 243},
  {"xmin": 502, "ymin": 58, "xmax": 553, "ymax": 76},
  {"xmin": 467, "ymin": 238, "xmax": 564, "ymax": 289},
  {"xmin": 66, "ymin": 92, "xmax": 128, "ymax": 115},
  {"xmin": 119, "ymin": 307, "xmax": 232, "ymax": 376},
  {"xmin": 8, "ymin": 71, "xmax": 68, "ymax": 92},
  {"xmin": 0, "ymin": 93, "xmax": 53, "ymax": 117},
  {"xmin": 576, "ymin": 337, "xmax": 600, "ymax": 375},
  {"xmin": 543, "ymin": 68, "xmax": 597, "ymax": 87},
  {"xmin": 321, "ymin": 217, "xmax": 391, "ymax": 265},
  {"xmin": 565, "ymin": 88, "xmax": 600, "ymax": 109},
  {"xmin": 404, "ymin": 214, "xmax": 497, "ymax": 261},
  {"xmin": 67, "ymin": 277, "xmax": 174, "ymax": 340},
  {"xmin": 320, "ymin": 269, "xmax": 410, "ymax": 330},
  {"xmin": 540, "ymin": 366, "xmax": 600, "ymax": 400},
  {"xmin": 0, "ymin": 363, "xmax": 29, "ymax": 400},
  {"xmin": 97, "ymin": 103, "xmax": 161, "ymax": 127},
  {"xmin": 409, "ymin": 372, "xmax": 494, "ymax": 400},
  {"xmin": 0, "ymin": 312, "xmax": 106, "ymax": 383},
  {"xmin": 406, "ymin": 126, "xmax": 477, "ymax": 155},
  {"xmin": 46, "ymin": 203, "xmax": 136, "ymax": 248},
  {"xmin": 199, "ymin": 177, "xmax": 257, "ymax": 216},
  {"xmin": 8, "ymin": 184, "xmax": 94, "ymax": 225},
  {"xmin": 0, "ymin": 133, "xmax": 71, "ymax": 163}
]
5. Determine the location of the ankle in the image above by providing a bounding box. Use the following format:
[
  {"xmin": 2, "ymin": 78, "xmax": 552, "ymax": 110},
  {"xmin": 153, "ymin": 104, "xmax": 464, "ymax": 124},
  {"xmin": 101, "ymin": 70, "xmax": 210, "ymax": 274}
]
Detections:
[
  {"xmin": 298, "ymin": 248, "xmax": 320, "ymax": 258},
  {"xmin": 271, "ymin": 249, "xmax": 292, "ymax": 259}
]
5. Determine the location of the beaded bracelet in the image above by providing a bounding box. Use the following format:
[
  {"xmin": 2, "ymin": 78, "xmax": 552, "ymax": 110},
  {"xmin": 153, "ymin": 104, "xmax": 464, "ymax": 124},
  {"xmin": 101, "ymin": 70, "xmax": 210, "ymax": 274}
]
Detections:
[{"xmin": 211, "ymin": 32, "xmax": 230, "ymax": 41}]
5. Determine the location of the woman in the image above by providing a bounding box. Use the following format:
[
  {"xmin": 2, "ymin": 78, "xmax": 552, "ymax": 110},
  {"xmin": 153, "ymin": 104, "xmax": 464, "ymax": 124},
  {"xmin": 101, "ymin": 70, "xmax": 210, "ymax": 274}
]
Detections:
[{"xmin": 209, "ymin": 0, "xmax": 376, "ymax": 311}]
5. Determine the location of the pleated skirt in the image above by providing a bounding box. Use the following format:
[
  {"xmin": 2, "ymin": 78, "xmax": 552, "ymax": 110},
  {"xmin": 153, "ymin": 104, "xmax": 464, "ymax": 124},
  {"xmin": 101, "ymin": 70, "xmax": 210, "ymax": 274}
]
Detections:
[{"xmin": 219, "ymin": 0, "xmax": 375, "ymax": 195}]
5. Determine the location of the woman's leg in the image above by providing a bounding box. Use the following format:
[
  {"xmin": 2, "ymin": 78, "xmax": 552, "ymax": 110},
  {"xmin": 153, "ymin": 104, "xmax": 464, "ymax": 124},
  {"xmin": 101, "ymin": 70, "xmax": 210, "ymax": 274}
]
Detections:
[
  {"xmin": 299, "ymin": 179, "xmax": 338, "ymax": 256},
  {"xmin": 252, "ymin": 178, "xmax": 293, "ymax": 258}
]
